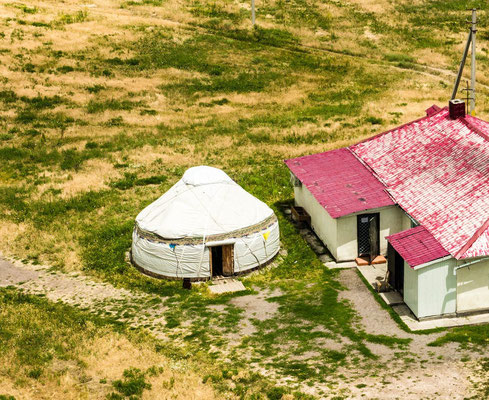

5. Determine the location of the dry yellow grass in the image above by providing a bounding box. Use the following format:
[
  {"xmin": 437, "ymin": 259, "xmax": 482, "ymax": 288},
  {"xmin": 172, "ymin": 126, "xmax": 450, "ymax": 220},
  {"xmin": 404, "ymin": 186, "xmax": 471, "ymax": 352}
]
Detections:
[
  {"xmin": 0, "ymin": 332, "xmax": 220, "ymax": 400},
  {"xmin": 347, "ymin": 0, "xmax": 394, "ymax": 14},
  {"xmin": 0, "ymin": 220, "xmax": 81, "ymax": 270}
]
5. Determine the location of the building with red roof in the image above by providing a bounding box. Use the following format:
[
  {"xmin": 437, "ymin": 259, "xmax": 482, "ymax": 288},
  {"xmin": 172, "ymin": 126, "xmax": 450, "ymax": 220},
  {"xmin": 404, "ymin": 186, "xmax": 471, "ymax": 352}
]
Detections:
[{"xmin": 285, "ymin": 100, "xmax": 489, "ymax": 319}]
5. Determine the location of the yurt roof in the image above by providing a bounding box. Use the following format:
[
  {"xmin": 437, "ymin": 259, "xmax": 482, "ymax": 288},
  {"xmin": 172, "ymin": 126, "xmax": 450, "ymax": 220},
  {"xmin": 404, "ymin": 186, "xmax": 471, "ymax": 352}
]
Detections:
[{"xmin": 135, "ymin": 166, "xmax": 275, "ymax": 239}]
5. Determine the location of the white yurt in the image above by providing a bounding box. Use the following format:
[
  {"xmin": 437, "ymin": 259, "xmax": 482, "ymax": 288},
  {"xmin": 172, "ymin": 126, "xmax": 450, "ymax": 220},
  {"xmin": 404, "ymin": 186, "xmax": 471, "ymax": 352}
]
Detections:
[{"xmin": 131, "ymin": 166, "xmax": 280, "ymax": 280}]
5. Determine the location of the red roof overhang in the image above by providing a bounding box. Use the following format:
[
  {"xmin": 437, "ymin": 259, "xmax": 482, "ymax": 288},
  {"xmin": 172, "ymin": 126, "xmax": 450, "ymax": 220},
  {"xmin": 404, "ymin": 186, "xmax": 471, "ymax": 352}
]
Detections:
[
  {"xmin": 284, "ymin": 148, "xmax": 395, "ymax": 218},
  {"xmin": 387, "ymin": 226, "xmax": 450, "ymax": 268}
]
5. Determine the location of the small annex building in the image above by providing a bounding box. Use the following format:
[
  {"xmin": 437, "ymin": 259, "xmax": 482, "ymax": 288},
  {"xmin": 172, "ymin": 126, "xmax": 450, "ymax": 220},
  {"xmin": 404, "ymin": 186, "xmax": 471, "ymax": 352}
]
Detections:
[
  {"xmin": 131, "ymin": 166, "xmax": 280, "ymax": 280},
  {"xmin": 286, "ymin": 100, "xmax": 489, "ymax": 319}
]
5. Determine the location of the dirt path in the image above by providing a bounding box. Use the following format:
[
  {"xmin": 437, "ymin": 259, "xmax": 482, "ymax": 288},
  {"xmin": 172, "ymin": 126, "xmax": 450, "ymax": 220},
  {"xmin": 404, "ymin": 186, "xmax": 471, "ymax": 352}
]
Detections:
[
  {"xmin": 0, "ymin": 256, "xmax": 169, "ymax": 339},
  {"xmin": 336, "ymin": 268, "xmax": 484, "ymax": 399}
]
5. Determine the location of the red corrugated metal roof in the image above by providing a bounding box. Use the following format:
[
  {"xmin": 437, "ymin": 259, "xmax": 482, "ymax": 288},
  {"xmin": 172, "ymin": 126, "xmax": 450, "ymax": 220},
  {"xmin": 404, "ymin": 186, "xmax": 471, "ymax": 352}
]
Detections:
[
  {"xmin": 284, "ymin": 148, "xmax": 395, "ymax": 218},
  {"xmin": 351, "ymin": 107, "xmax": 489, "ymax": 260},
  {"xmin": 426, "ymin": 104, "xmax": 442, "ymax": 117},
  {"xmin": 387, "ymin": 226, "xmax": 450, "ymax": 267}
]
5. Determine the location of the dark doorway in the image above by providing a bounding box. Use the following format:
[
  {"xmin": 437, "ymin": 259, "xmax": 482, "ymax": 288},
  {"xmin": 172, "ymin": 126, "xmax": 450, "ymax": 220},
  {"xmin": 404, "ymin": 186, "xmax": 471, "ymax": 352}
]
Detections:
[
  {"xmin": 210, "ymin": 244, "xmax": 234, "ymax": 277},
  {"xmin": 211, "ymin": 246, "xmax": 223, "ymax": 277},
  {"xmin": 387, "ymin": 243, "xmax": 404, "ymax": 293},
  {"xmin": 357, "ymin": 213, "xmax": 380, "ymax": 262}
]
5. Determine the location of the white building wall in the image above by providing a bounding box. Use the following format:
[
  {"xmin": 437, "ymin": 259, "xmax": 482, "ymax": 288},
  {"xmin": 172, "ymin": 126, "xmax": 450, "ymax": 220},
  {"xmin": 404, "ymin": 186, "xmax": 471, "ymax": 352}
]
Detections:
[
  {"xmin": 335, "ymin": 206, "xmax": 406, "ymax": 261},
  {"xmin": 294, "ymin": 185, "xmax": 338, "ymax": 259},
  {"xmin": 131, "ymin": 221, "xmax": 280, "ymax": 279},
  {"xmin": 294, "ymin": 183, "xmax": 408, "ymax": 261},
  {"xmin": 400, "ymin": 211, "xmax": 413, "ymax": 231},
  {"xmin": 408, "ymin": 258, "xmax": 457, "ymax": 319},
  {"xmin": 456, "ymin": 258, "xmax": 489, "ymax": 313},
  {"xmin": 336, "ymin": 216, "xmax": 356, "ymax": 261},
  {"xmin": 404, "ymin": 256, "xmax": 489, "ymax": 319},
  {"xmin": 379, "ymin": 206, "xmax": 405, "ymax": 255},
  {"xmin": 233, "ymin": 221, "xmax": 280, "ymax": 272}
]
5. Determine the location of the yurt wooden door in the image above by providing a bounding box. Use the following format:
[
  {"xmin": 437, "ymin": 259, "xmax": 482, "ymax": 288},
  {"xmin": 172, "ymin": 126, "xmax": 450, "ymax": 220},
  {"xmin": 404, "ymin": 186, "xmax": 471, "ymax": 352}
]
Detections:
[
  {"xmin": 210, "ymin": 244, "xmax": 234, "ymax": 277},
  {"xmin": 222, "ymin": 245, "xmax": 234, "ymax": 276}
]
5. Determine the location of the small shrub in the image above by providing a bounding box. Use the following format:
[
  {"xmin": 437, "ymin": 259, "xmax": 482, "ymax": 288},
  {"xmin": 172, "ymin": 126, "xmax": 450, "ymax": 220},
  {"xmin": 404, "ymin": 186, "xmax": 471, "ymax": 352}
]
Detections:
[
  {"xmin": 87, "ymin": 99, "xmax": 140, "ymax": 113},
  {"xmin": 384, "ymin": 53, "xmax": 415, "ymax": 63},
  {"xmin": 110, "ymin": 173, "xmax": 166, "ymax": 190},
  {"xmin": 106, "ymin": 394, "xmax": 124, "ymax": 400},
  {"xmin": 22, "ymin": 129, "xmax": 42, "ymax": 137},
  {"xmin": 0, "ymin": 90, "xmax": 18, "ymax": 103},
  {"xmin": 85, "ymin": 141, "xmax": 98, "ymax": 149},
  {"xmin": 112, "ymin": 368, "xmax": 151, "ymax": 397},
  {"xmin": 27, "ymin": 367, "xmax": 42, "ymax": 379},
  {"xmin": 9, "ymin": 3, "xmax": 38, "ymax": 13},
  {"xmin": 57, "ymin": 10, "xmax": 88, "ymax": 25},
  {"xmin": 60, "ymin": 149, "xmax": 84, "ymax": 171},
  {"xmin": 20, "ymin": 95, "xmax": 64, "ymax": 109},
  {"xmin": 0, "ymin": 147, "xmax": 28, "ymax": 161},
  {"xmin": 86, "ymin": 84, "xmax": 105, "ymax": 94},
  {"xmin": 140, "ymin": 109, "xmax": 157, "ymax": 115},
  {"xmin": 22, "ymin": 63, "xmax": 36, "ymax": 73},
  {"xmin": 104, "ymin": 116, "xmax": 124, "ymax": 126},
  {"xmin": 30, "ymin": 21, "xmax": 51, "ymax": 28},
  {"xmin": 266, "ymin": 386, "xmax": 287, "ymax": 400},
  {"xmin": 365, "ymin": 116, "xmax": 383, "ymax": 125},
  {"xmin": 16, "ymin": 110, "xmax": 36, "ymax": 123},
  {"xmin": 57, "ymin": 65, "xmax": 75, "ymax": 73}
]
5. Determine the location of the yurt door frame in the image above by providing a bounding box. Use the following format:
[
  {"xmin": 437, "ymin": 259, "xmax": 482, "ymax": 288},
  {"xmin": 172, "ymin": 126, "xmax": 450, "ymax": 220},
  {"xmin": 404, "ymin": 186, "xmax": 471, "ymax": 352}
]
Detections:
[{"xmin": 208, "ymin": 244, "xmax": 234, "ymax": 277}]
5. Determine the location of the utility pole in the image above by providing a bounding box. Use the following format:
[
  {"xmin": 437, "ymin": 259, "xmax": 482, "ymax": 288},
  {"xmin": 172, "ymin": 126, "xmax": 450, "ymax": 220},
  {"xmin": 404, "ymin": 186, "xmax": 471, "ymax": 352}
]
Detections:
[
  {"xmin": 470, "ymin": 8, "xmax": 476, "ymax": 114},
  {"xmin": 451, "ymin": 9, "xmax": 477, "ymax": 114},
  {"xmin": 251, "ymin": 0, "xmax": 255, "ymax": 26}
]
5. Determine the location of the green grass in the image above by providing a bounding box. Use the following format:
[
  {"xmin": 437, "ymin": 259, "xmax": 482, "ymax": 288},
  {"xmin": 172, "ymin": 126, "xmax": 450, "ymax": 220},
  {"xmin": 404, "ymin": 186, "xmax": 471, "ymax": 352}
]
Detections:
[
  {"xmin": 0, "ymin": 287, "xmax": 106, "ymax": 373},
  {"xmin": 428, "ymin": 325, "xmax": 489, "ymax": 348},
  {"xmin": 111, "ymin": 368, "xmax": 152, "ymax": 398},
  {"xmin": 110, "ymin": 173, "xmax": 167, "ymax": 190}
]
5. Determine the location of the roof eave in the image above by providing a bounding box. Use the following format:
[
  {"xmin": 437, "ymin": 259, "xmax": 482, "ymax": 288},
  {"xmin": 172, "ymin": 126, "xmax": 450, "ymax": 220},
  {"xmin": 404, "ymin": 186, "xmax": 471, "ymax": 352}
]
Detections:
[{"xmin": 412, "ymin": 255, "xmax": 454, "ymax": 270}]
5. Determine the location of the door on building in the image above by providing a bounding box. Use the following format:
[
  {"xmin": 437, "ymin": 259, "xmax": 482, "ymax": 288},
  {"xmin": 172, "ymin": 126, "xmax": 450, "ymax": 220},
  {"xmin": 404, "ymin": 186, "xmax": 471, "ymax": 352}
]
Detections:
[
  {"xmin": 387, "ymin": 243, "xmax": 404, "ymax": 293},
  {"xmin": 209, "ymin": 244, "xmax": 234, "ymax": 277},
  {"xmin": 357, "ymin": 213, "xmax": 380, "ymax": 262}
]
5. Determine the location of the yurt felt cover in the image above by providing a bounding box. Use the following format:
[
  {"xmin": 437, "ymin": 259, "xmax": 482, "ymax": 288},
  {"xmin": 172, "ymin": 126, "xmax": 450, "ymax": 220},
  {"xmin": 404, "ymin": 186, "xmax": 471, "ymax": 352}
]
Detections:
[{"xmin": 131, "ymin": 166, "xmax": 280, "ymax": 279}]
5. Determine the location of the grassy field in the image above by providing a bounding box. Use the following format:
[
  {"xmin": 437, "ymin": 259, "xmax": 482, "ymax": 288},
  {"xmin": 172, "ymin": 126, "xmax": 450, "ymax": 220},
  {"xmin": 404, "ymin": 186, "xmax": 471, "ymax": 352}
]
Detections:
[
  {"xmin": 1, "ymin": 0, "xmax": 489, "ymax": 398},
  {"xmin": 0, "ymin": 287, "xmax": 223, "ymax": 399}
]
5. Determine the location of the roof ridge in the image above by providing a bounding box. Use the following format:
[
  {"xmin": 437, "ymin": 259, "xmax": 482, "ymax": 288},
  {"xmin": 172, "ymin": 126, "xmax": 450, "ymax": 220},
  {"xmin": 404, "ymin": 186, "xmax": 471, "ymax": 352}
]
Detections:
[
  {"xmin": 460, "ymin": 116, "xmax": 489, "ymax": 141},
  {"xmin": 455, "ymin": 216, "xmax": 489, "ymax": 259}
]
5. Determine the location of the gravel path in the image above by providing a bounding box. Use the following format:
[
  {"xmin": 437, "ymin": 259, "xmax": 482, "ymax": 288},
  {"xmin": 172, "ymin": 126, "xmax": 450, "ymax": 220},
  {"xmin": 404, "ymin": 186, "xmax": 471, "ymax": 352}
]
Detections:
[{"xmin": 336, "ymin": 268, "xmax": 484, "ymax": 399}]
